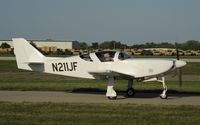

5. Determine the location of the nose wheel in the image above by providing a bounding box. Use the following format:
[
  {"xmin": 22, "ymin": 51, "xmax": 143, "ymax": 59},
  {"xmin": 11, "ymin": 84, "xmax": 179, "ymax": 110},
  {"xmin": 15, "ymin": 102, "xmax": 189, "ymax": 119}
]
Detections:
[{"xmin": 160, "ymin": 92, "xmax": 168, "ymax": 99}]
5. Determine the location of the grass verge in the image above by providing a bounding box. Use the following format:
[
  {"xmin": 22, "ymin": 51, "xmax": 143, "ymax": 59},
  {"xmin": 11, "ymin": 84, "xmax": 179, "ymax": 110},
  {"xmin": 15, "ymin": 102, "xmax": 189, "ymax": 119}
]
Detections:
[
  {"xmin": 0, "ymin": 102, "xmax": 199, "ymax": 125},
  {"xmin": 0, "ymin": 79, "xmax": 200, "ymax": 93}
]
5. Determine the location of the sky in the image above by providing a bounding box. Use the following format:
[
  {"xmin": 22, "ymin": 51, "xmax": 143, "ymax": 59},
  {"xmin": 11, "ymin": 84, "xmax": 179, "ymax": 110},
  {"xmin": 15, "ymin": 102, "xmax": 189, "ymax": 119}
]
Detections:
[{"xmin": 0, "ymin": 0, "xmax": 200, "ymax": 45}]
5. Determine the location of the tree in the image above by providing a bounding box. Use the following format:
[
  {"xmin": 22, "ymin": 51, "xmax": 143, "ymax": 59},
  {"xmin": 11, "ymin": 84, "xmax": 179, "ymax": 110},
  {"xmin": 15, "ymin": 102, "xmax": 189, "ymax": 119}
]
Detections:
[
  {"xmin": 99, "ymin": 41, "xmax": 124, "ymax": 49},
  {"xmin": 91, "ymin": 42, "xmax": 99, "ymax": 50},
  {"xmin": 0, "ymin": 42, "xmax": 10, "ymax": 48},
  {"xmin": 181, "ymin": 40, "xmax": 200, "ymax": 50},
  {"xmin": 131, "ymin": 42, "xmax": 175, "ymax": 49},
  {"xmin": 145, "ymin": 42, "xmax": 156, "ymax": 48},
  {"xmin": 99, "ymin": 41, "xmax": 110, "ymax": 49},
  {"xmin": 158, "ymin": 42, "xmax": 175, "ymax": 48},
  {"xmin": 79, "ymin": 42, "xmax": 88, "ymax": 50}
]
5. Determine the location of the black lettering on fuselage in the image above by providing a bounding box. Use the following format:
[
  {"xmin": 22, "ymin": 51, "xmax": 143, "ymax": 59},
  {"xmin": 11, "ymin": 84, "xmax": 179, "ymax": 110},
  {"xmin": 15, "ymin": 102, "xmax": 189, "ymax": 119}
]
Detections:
[
  {"xmin": 73, "ymin": 62, "xmax": 77, "ymax": 71},
  {"xmin": 52, "ymin": 62, "xmax": 78, "ymax": 72},
  {"xmin": 69, "ymin": 62, "xmax": 73, "ymax": 71},
  {"xmin": 52, "ymin": 63, "xmax": 58, "ymax": 72}
]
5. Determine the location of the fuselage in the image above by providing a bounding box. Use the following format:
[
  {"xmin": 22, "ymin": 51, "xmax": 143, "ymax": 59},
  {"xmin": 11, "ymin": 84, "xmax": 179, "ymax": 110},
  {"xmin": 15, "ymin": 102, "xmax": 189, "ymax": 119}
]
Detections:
[{"xmin": 43, "ymin": 51, "xmax": 186, "ymax": 79}]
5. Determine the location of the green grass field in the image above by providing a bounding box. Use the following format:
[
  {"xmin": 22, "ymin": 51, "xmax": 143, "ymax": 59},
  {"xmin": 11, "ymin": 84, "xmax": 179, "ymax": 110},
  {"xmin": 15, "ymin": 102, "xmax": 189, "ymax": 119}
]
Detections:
[
  {"xmin": 0, "ymin": 102, "xmax": 200, "ymax": 125},
  {"xmin": 0, "ymin": 78, "xmax": 200, "ymax": 93}
]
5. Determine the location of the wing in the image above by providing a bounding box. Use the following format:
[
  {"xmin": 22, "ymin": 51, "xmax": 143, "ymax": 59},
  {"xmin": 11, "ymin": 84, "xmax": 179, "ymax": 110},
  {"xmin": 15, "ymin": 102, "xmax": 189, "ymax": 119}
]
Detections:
[{"xmin": 89, "ymin": 70, "xmax": 135, "ymax": 79}]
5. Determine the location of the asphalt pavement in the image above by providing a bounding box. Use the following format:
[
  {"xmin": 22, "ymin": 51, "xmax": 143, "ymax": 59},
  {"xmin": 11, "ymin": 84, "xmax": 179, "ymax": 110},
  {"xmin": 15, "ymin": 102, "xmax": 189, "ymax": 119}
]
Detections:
[{"xmin": 0, "ymin": 91, "xmax": 200, "ymax": 105}]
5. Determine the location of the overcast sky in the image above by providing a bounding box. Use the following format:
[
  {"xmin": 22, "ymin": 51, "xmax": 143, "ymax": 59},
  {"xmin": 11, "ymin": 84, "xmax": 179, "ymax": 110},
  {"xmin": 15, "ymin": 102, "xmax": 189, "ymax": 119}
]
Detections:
[{"xmin": 0, "ymin": 0, "xmax": 200, "ymax": 45}]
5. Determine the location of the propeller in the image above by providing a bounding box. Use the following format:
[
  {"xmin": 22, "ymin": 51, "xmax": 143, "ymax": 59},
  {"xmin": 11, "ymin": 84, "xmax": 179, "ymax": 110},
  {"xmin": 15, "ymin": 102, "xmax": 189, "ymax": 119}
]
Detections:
[{"xmin": 175, "ymin": 43, "xmax": 183, "ymax": 92}]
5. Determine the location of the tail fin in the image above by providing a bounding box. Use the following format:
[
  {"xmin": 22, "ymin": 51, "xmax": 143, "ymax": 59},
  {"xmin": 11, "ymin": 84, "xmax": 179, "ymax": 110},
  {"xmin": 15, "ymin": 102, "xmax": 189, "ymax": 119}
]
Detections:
[{"xmin": 12, "ymin": 38, "xmax": 45, "ymax": 71}]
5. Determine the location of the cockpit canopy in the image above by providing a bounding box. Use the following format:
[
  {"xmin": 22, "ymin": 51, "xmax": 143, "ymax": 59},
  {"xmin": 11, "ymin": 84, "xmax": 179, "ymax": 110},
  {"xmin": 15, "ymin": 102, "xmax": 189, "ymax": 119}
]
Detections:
[
  {"xmin": 95, "ymin": 51, "xmax": 116, "ymax": 62},
  {"xmin": 118, "ymin": 51, "xmax": 132, "ymax": 60},
  {"xmin": 80, "ymin": 51, "xmax": 132, "ymax": 62}
]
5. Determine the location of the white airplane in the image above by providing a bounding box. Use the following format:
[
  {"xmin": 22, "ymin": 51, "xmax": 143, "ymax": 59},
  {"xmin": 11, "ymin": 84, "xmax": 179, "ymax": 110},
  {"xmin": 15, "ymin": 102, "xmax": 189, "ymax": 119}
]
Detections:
[{"xmin": 12, "ymin": 38, "xmax": 186, "ymax": 99}]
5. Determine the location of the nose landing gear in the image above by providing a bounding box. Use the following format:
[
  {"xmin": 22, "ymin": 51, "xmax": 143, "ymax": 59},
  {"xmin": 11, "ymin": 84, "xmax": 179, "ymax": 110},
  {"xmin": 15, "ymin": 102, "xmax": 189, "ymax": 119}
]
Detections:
[
  {"xmin": 158, "ymin": 77, "xmax": 168, "ymax": 99},
  {"xmin": 106, "ymin": 77, "xmax": 168, "ymax": 100}
]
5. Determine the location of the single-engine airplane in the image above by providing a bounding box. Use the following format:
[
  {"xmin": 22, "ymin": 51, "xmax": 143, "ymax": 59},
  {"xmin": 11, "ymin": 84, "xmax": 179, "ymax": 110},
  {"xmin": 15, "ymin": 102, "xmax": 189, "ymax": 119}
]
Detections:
[{"xmin": 13, "ymin": 38, "xmax": 186, "ymax": 99}]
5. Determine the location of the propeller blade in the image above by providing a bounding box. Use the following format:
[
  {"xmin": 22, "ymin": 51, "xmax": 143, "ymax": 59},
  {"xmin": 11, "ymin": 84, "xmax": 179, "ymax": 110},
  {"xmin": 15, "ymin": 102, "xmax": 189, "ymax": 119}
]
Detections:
[
  {"xmin": 175, "ymin": 42, "xmax": 182, "ymax": 92},
  {"xmin": 178, "ymin": 68, "xmax": 182, "ymax": 92},
  {"xmin": 172, "ymin": 69, "xmax": 177, "ymax": 77},
  {"xmin": 175, "ymin": 42, "xmax": 180, "ymax": 60}
]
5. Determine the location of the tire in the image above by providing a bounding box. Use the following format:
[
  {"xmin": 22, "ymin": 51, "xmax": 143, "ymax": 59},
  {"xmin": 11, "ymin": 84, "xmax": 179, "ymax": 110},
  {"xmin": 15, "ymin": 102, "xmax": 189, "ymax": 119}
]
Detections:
[
  {"xmin": 126, "ymin": 88, "xmax": 135, "ymax": 97},
  {"xmin": 160, "ymin": 94, "xmax": 168, "ymax": 99}
]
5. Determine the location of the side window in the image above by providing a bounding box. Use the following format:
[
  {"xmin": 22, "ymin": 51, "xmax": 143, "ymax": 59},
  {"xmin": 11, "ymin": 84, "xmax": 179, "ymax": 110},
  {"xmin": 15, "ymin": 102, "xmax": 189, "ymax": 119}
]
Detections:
[
  {"xmin": 80, "ymin": 54, "xmax": 93, "ymax": 62},
  {"xmin": 95, "ymin": 51, "xmax": 115, "ymax": 62},
  {"xmin": 118, "ymin": 52, "xmax": 125, "ymax": 60}
]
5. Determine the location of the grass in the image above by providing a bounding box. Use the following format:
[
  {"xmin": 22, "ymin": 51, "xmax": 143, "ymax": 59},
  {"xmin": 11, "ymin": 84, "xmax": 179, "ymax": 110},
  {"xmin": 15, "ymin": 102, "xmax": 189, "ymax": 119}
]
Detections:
[
  {"xmin": 0, "ymin": 60, "xmax": 19, "ymax": 72},
  {"xmin": 0, "ymin": 102, "xmax": 199, "ymax": 125},
  {"xmin": 182, "ymin": 62, "xmax": 200, "ymax": 75},
  {"xmin": 0, "ymin": 77, "xmax": 200, "ymax": 93},
  {"xmin": 0, "ymin": 54, "xmax": 15, "ymax": 57}
]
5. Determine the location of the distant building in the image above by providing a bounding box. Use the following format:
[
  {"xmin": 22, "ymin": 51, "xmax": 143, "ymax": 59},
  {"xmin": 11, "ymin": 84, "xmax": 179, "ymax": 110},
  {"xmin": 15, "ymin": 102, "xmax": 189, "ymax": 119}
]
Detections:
[{"xmin": 0, "ymin": 39, "xmax": 80, "ymax": 50}]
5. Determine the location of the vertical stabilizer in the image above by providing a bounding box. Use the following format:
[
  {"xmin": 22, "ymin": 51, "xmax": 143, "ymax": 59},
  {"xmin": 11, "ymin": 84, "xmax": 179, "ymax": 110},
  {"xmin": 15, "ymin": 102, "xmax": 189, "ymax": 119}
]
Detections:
[{"xmin": 12, "ymin": 38, "xmax": 45, "ymax": 71}]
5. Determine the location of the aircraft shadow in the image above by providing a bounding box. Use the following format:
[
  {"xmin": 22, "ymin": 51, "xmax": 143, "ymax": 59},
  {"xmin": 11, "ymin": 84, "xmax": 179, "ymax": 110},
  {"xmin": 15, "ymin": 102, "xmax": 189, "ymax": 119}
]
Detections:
[{"xmin": 70, "ymin": 88, "xmax": 200, "ymax": 99}]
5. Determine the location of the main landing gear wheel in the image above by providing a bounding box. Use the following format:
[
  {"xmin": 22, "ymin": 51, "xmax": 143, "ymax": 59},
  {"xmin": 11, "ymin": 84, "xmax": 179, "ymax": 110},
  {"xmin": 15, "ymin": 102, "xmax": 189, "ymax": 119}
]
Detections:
[
  {"xmin": 126, "ymin": 88, "xmax": 135, "ymax": 97},
  {"xmin": 106, "ymin": 77, "xmax": 117, "ymax": 100}
]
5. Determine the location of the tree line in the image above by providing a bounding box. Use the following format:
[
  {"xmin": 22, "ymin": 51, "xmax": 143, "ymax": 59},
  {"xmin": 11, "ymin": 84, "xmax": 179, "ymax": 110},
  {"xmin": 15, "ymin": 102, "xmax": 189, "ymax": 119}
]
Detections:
[
  {"xmin": 79, "ymin": 40, "xmax": 200, "ymax": 50},
  {"xmin": 1, "ymin": 40, "xmax": 200, "ymax": 51}
]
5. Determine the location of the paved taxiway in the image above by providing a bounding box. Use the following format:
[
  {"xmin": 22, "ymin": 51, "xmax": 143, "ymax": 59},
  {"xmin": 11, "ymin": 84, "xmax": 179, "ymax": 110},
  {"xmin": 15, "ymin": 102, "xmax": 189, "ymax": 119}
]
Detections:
[{"xmin": 0, "ymin": 91, "xmax": 200, "ymax": 105}]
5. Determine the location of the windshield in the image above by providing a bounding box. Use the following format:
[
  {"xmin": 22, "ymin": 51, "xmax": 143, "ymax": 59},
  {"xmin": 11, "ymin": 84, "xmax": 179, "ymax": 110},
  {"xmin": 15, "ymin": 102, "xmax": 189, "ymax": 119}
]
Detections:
[
  {"xmin": 118, "ymin": 52, "xmax": 132, "ymax": 60},
  {"xmin": 80, "ymin": 54, "xmax": 93, "ymax": 62}
]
